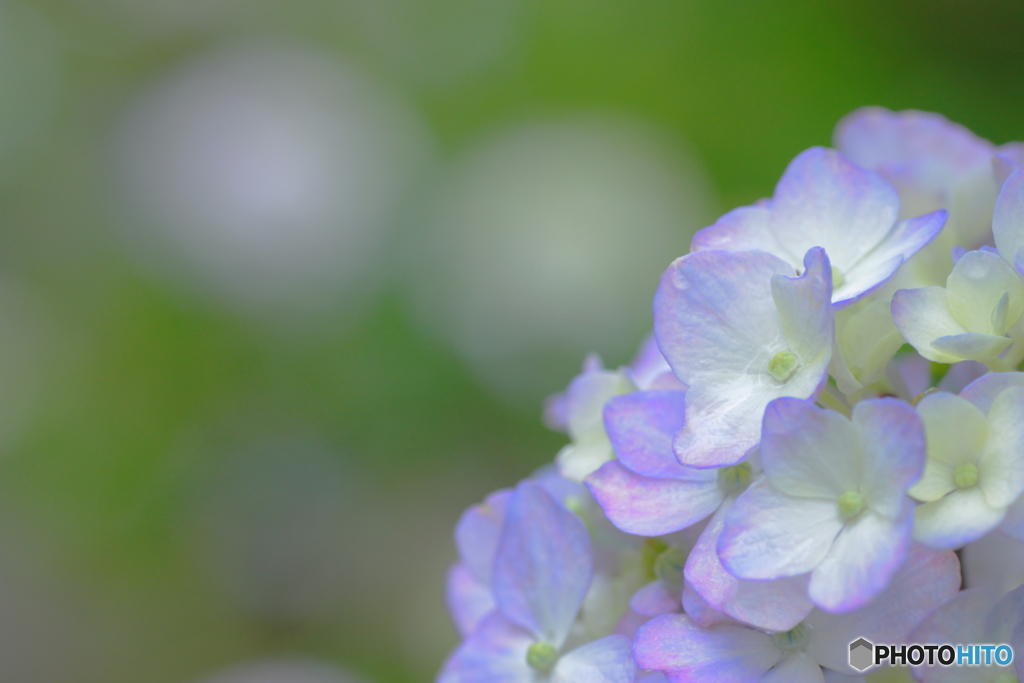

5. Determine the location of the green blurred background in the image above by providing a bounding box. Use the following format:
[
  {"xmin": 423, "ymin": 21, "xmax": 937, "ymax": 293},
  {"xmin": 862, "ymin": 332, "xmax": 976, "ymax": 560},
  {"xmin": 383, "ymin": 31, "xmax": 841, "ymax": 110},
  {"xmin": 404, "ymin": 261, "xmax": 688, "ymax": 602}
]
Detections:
[{"xmin": 0, "ymin": 1, "xmax": 1021, "ymax": 681}]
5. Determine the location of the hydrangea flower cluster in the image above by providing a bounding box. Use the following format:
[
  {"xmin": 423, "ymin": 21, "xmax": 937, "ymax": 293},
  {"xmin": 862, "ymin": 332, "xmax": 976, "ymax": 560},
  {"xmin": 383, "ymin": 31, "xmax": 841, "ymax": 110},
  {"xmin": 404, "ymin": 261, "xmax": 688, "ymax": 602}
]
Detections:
[{"xmin": 438, "ymin": 107, "xmax": 1024, "ymax": 683}]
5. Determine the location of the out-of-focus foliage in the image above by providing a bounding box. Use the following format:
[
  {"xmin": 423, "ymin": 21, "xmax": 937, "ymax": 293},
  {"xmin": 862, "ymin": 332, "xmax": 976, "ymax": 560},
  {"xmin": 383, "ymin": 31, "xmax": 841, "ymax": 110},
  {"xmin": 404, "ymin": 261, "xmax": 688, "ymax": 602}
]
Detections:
[{"xmin": 0, "ymin": 0, "xmax": 1021, "ymax": 682}]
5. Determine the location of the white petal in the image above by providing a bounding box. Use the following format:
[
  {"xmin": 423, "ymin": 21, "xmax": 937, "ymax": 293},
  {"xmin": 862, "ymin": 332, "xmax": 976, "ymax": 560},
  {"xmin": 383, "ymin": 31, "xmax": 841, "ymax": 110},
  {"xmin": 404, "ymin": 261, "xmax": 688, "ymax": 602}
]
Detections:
[
  {"xmin": 852, "ymin": 398, "xmax": 926, "ymax": 519},
  {"xmin": 978, "ymin": 386, "xmax": 1024, "ymax": 509},
  {"xmin": 552, "ymin": 636, "xmax": 636, "ymax": 683},
  {"xmin": 960, "ymin": 371, "xmax": 1024, "ymax": 414},
  {"xmin": 891, "ymin": 286, "xmax": 971, "ymax": 363},
  {"xmin": 930, "ymin": 332, "xmax": 1013, "ymax": 362},
  {"xmin": 760, "ymin": 397, "xmax": 862, "ymax": 499},
  {"xmin": 809, "ymin": 507, "xmax": 912, "ymax": 612},
  {"xmin": 718, "ymin": 480, "xmax": 843, "ymax": 580},
  {"xmin": 914, "ymin": 487, "xmax": 1007, "ymax": 549},
  {"xmin": 914, "ymin": 392, "xmax": 988, "ymax": 468},
  {"xmin": 946, "ymin": 250, "xmax": 1024, "ymax": 335},
  {"xmin": 556, "ymin": 438, "xmax": 614, "ymax": 482}
]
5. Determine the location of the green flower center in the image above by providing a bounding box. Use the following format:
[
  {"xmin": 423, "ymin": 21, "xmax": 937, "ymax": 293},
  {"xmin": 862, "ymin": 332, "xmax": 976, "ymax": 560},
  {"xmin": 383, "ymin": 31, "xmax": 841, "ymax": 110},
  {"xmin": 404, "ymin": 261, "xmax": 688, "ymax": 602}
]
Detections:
[
  {"xmin": 767, "ymin": 351, "xmax": 799, "ymax": 382},
  {"xmin": 526, "ymin": 642, "xmax": 558, "ymax": 671},
  {"xmin": 773, "ymin": 623, "xmax": 809, "ymax": 651},
  {"xmin": 954, "ymin": 462, "xmax": 979, "ymax": 489},
  {"xmin": 718, "ymin": 462, "xmax": 753, "ymax": 493},
  {"xmin": 837, "ymin": 490, "xmax": 864, "ymax": 519}
]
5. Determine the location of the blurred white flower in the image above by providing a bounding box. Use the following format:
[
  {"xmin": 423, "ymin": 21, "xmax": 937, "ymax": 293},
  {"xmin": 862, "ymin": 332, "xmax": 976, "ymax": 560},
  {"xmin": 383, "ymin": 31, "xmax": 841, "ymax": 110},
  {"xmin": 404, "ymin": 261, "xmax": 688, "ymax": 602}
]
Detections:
[
  {"xmin": 113, "ymin": 43, "xmax": 434, "ymax": 326},
  {"xmin": 407, "ymin": 115, "xmax": 715, "ymax": 406}
]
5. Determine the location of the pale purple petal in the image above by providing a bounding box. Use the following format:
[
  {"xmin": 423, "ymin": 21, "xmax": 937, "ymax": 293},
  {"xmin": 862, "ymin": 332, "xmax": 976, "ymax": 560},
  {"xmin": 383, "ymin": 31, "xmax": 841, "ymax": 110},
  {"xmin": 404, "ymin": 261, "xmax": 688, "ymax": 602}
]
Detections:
[
  {"xmin": 851, "ymin": 398, "xmax": 926, "ymax": 518},
  {"xmin": 629, "ymin": 334, "xmax": 673, "ymax": 390},
  {"xmin": 630, "ymin": 580, "xmax": 679, "ymax": 618},
  {"xmin": 492, "ymin": 481, "xmax": 591, "ymax": 645},
  {"xmin": 438, "ymin": 613, "xmax": 535, "ymax": 683},
  {"xmin": 961, "ymin": 530, "xmax": 1024, "ymax": 593},
  {"xmin": 822, "ymin": 671, "xmax": 864, "ymax": 683},
  {"xmin": 836, "ymin": 210, "xmax": 946, "ymax": 306},
  {"xmin": 633, "ymin": 613, "xmax": 781, "ymax": 682},
  {"xmin": 772, "ymin": 248, "xmax": 835, "ymax": 364},
  {"xmin": 960, "ymin": 371, "xmax": 1024, "ymax": 415},
  {"xmin": 655, "ymin": 249, "xmax": 832, "ymax": 468},
  {"xmin": 806, "ymin": 544, "xmax": 960, "ymax": 675},
  {"xmin": 809, "ymin": 506, "xmax": 912, "ymax": 613},
  {"xmin": 914, "ymin": 486, "xmax": 1006, "ymax": 549},
  {"xmin": 681, "ymin": 580, "xmax": 735, "ymax": 628},
  {"xmin": 551, "ymin": 635, "xmax": 636, "ymax": 683},
  {"xmin": 718, "ymin": 479, "xmax": 843, "ymax": 580},
  {"xmin": 602, "ymin": 391, "xmax": 705, "ymax": 479},
  {"xmin": 1000, "ymin": 496, "xmax": 1024, "ymax": 542},
  {"xmin": 691, "ymin": 202, "xmax": 783, "ymax": 258},
  {"xmin": 685, "ymin": 496, "xmax": 812, "ymax": 632},
  {"xmin": 760, "ymin": 653, "xmax": 825, "ymax": 683},
  {"xmin": 993, "ymin": 169, "xmax": 1024, "ymax": 267},
  {"xmin": 447, "ymin": 563, "xmax": 496, "ymax": 637},
  {"xmin": 586, "ymin": 461, "xmax": 722, "ymax": 536},
  {"xmin": 760, "ymin": 398, "xmax": 861, "ymax": 499},
  {"xmin": 768, "ymin": 147, "xmax": 898, "ymax": 277},
  {"xmin": 456, "ymin": 489, "xmax": 512, "ymax": 584}
]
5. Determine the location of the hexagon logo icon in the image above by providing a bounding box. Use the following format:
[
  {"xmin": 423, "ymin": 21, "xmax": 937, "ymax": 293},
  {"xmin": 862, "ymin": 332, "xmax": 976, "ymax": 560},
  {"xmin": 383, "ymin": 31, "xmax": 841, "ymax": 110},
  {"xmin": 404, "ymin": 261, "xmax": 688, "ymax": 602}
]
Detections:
[{"xmin": 849, "ymin": 638, "xmax": 874, "ymax": 671}]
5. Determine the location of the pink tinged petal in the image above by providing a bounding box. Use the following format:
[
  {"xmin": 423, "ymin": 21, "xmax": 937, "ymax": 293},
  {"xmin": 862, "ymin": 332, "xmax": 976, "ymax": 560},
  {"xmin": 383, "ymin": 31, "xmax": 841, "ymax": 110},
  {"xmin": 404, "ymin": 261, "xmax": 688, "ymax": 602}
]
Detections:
[
  {"xmin": 835, "ymin": 210, "xmax": 947, "ymax": 307},
  {"xmin": 543, "ymin": 391, "xmax": 569, "ymax": 433},
  {"xmin": 718, "ymin": 480, "xmax": 843, "ymax": 580},
  {"xmin": 551, "ymin": 635, "xmax": 636, "ymax": 683},
  {"xmin": 760, "ymin": 653, "xmax": 825, "ymax": 683},
  {"xmin": 760, "ymin": 398, "xmax": 862, "ymax": 499},
  {"xmin": 492, "ymin": 481, "xmax": 592, "ymax": 645},
  {"xmin": 691, "ymin": 202, "xmax": 786, "ymax": 260},
  {"xmin": 960, "ymin": 371, "xmax": 1024, "ymax": 414},
  {"xmin": 993, "ymin": 169, "xmax": 1024, "ymax": 267},
  {"xmin": 630, "ymin": 580, "xmax": 679, "ymax": 618},
  {"xmin": 438, "ymin": 613, "xmax": 535, "ymax": 683},
  {"xmin": 681, "ymin": 580, "xmax": 736, "ymax": 628},
  {"xmin": 447, "ymin": 563, "xmax": 496, "ymax": 637},
  {"xmin": 978, "ymin": 386, "xmax": 1024, "ymax": 509},
  {"xmin": 807, "ymin": 544, "xmax": 960, "ymax": 675},
  {"xmin": 891, "ymin": 287, "xmax": 972, "ymax": 363},
  {"xmin": 809, "ymin": 506, "xmax": 913, "ymax": 613},
  {"xmin": 603, "ymin": 391, "xmax": 706, "ymax": 479},
  {"xmin": 633, "ymin": 614, "xmax": 781, "ymax": 682},
  {"xmin": 914, "ymin": 487, "xmax": 1007, "ymax": 549},
  {"xmin": 656, "ymin": 249, "xmax": 832, "ymax": 468},
  {"xmin": 768, "ymin": 148, "xmax": 899, "ymax": 276},
  {"xmin": 685, "ymin": 495, "xmax": 812, "ymax": 632},
  {"xmin": 852, "ymin": 398, "xmax": 926, "ymax": 518},
  {"xmin": 585, "ymin": 461, "xmax": 722, "ymax": 536},
  {"xmin": 456, "ymin": 489, "xmax": 512, "ymax": 584}
]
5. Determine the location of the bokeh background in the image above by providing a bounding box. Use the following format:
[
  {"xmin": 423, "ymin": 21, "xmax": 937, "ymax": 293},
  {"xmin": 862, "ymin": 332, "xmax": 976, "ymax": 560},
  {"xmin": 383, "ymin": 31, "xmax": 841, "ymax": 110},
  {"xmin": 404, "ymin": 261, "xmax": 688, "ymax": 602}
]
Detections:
[{"xmin": 0, "ymin": 1, "xmax": 1022, "ymax": 681}]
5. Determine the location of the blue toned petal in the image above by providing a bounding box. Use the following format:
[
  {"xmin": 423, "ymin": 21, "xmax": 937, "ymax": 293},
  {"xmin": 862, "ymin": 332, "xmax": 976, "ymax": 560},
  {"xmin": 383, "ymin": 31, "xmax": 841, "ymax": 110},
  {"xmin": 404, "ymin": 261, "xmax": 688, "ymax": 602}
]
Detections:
[
  {"xmin": 586, "ymin": 461, "xmax": 722, "ymax": 536},
  {"xmin": 685, "ymin": 496, "xmax": 813, "ymax": 632},
  {"xmin": 633, "ymin": 613, "xmax": 781, "ymax": 682},
  {"xmin": 492, "ymin": 481, "xmax": 592, "ymax": 646},
  {"xmin": 447, "ymin": 563, "xmax": 496, "ymax": 637},
  {"xmin": 993, "ymin": 169, "xmax": 1024, "ymax": 268},
  {"xmin": 852, "ymin": 398, "xmax": 926, "ymax": 519},
  {"xmin": 603, "ymin": 390, "xmax": 709, "ymax": 479},
  {"xmin": 630, "ymin": 580, "xmax": 679, "ymax": 618},
  {"xmin": 691, "ymin": 202, "xmax": 785, "ymax": 259},
  {"xmin": 836, "ymin": 210, "xmax": 947, "ymax": 307},
  {"xmin": 437, "ymin": 613, "xmax": 535, "ymax": 683},
  {"xmin": 456, "ymin": 489, "xmax": 512, "ymax": 585},
  {"xmin": 551, "ymin": 635, "xmax": 636, "ymax": 683},
  {"xmin": 768, "ymin": 147, "xmax": 899, "ymax": 277}
]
